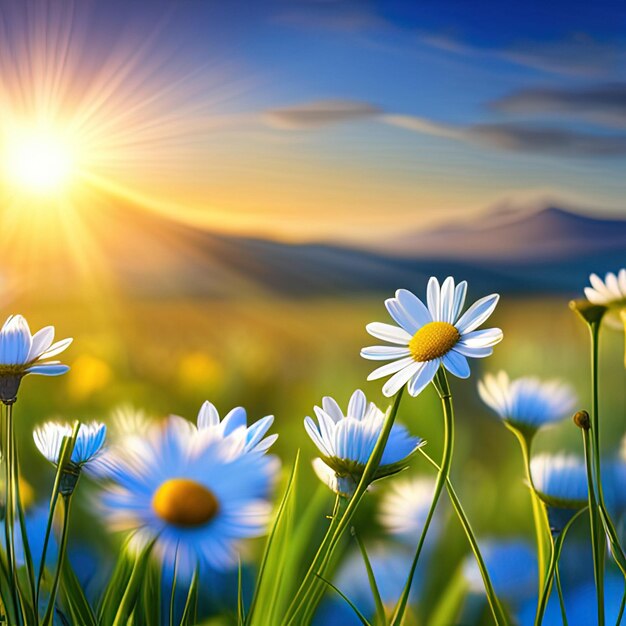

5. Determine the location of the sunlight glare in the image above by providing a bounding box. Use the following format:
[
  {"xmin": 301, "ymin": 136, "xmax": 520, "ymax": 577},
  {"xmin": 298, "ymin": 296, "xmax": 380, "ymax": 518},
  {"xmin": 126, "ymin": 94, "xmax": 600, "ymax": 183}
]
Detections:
[{"xmin": 4, "ymin": 126, "xmax": 77, "ymax": 195}]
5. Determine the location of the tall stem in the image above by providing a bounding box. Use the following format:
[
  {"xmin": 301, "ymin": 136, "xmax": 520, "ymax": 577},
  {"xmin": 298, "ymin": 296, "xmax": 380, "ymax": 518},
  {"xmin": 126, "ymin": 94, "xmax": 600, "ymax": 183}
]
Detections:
[
  {"xmin": 389, "ymin": 368, "xmax": 455, "ymax": 626},
  {"xmin": 583, "ymin": 425, "xmax": 605, "ymax": 626},
  {"xmin": 42, "ymin": 494, "xmax": 73, "ymax": 626},
  {"xmin": 3, "ymin": 401, "xmax": 22, "ymax": 624},
  {"xmin": 418, "ymin": 448, "xmax": 508, "ymax": 625},
  {"xmin": 513, "ymin": 429, "xmax": 550, "ymax": 593},
  {"xmin": 284, "ymin": 389, "xmax": 405, "ymax": 624}
]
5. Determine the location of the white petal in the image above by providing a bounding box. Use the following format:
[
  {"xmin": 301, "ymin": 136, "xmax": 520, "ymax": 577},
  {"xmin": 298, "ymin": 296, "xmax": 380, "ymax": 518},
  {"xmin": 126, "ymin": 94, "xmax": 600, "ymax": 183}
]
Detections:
[
  {"xmin": 27, "ymin": 326, "xmax": 55, "ymax": 362},
  {"xmin": 407, "ymin": 359, "xmax": 439, "ymax": 397},
  {"xmin": 426, "ymin": 277, "xmax": 441, "ymax": 321},
  {"xmin": 366, "ymin": 322, "xmax": 412, "ymax": 345},
  {"xmin": 367, "ymin": 356, "xmax": 415, "ymax": 381},
  {"xmin": 197, "ymin": 401, "xmax": 220, "ymax": 429},
  {"xmin": 451, "ymin": 281, "xmax": 468, "ymax": 323},
  {"xmin": 360, "ymin": 346, "xmax": 411, "ymax": 360},
  {"xmin": 443, "ymin": 351, "xmax": 470, "ymax": 378},
  {"xmin": 439, "ymin": 277, "xmax": 456, "ymax": 323},
  {"xmin": 455, "ymin": 294, "xmax": 500, "ymax": 334},
  {"xmin": 321, "ymin": 397, "xmax": 344, "ymax": 422},
  {"xmin": 459, "ymin": 328, "xmax": 503, "ymax": 348},
  {"xmin": 37, "ymin": 338, "xmax": 73, "ymax": 360},
  {"xmin": 382, "ymin": 361, "xmax": 422, "ymax": 397},
  {"xmin": 395, "ymin": 289, "xmax": 431, "ymax": 327},
  {"xmin": 385, "ymin": 298, "xmax": 420, "ymax": 334},
  {"xmin": 348, "ymin": 390, "xmax": 367, "ymax": 420}
]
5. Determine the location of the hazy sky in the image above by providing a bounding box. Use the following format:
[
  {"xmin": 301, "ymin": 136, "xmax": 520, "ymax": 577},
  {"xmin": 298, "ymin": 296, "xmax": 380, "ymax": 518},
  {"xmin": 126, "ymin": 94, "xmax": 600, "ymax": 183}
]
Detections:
[{"xmin": 1, "ymin": 0, "xmax": 625, "ymax": 244}]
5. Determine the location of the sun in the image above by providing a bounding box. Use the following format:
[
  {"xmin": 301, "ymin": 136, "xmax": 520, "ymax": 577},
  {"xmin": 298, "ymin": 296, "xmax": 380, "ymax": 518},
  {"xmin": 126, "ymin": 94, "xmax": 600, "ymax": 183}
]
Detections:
[{"xmin": 3, "ymin": 125, "xmax": 78, "ymax": 196}]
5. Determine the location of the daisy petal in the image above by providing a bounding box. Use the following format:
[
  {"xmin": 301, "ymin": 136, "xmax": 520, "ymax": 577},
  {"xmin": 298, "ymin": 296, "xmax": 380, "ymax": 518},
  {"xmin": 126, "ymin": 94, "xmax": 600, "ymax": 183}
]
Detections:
[
  {"xmin": 407, "ymin": 359, "xmax": 439, "ymax": 397},
  {"xmin": 360, "ymin": 346, "xmax": 411, "ymax": 360},
  {"xmin": 367, "ymin": 356, "xmax": 415, "ymax": 381},
  {"xmin": 27, "ymin": 326, "xmax": 55, "ymax": 362},
  {"xmin": 382, "ymin": 361, "xmax": 422, "ymax": 397},
  {"xmin": 440, "ymin": 277, "xmax": 456, "ymax": 324},
  {"xmin": 366, "ymin": 322, "xmax": 412, "ymax": 345},
  {"xmin": 395, "ymin": 289, "xmax": 432, "ymax": 328},
  {"xmin": 458, "ymin": 328, "xmax": 503, "ymax": 348},
  {"xmin": 426, "ymin": 277, "xmax": 441, "ymax": 321},
  {"xmin": 348, "ymin": 390, "xmax": 367, "ymax": 420},
  {"xmin": 455, "ymin": 294, "xmax": 500, "ymax": 334},
  {"xmin": 443, "ymin": 351, "xmax": 470, "ymax": 379}
]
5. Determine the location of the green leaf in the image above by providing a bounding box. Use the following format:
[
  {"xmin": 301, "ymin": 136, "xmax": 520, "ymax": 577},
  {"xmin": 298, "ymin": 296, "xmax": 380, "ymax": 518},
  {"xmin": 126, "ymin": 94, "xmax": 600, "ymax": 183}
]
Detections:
[
  {"xmin": 315, "ymin": 573, "xmax": 372, "ymax": 626},
  {"xmin": 111, "ymin": 539, "xmax": 156, "ymax": 626},
  {"xmin": 353, "ymin": 531, "xmax": 386, "ymax": 626},
  {"xmin": 246, "ymin": 451, "xmax": 300, "ymax": 626},
  {"xmin": 59, "ymin": 558, "xmax": 97, "ymax": 626},
  {"xmin": 97, "ymin": 538, "xmax": 134, "ymax": 623},
  {"xmin": 179, "ymin": 567, "xmax": 199, "ymax": 626}
]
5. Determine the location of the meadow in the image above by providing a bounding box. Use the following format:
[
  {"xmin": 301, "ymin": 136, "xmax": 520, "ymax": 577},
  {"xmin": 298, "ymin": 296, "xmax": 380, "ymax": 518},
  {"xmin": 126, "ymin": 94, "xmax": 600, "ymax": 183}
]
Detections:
[{"xmin": 6, "ymin": 290, "xmax": 625, "ymax": 624}]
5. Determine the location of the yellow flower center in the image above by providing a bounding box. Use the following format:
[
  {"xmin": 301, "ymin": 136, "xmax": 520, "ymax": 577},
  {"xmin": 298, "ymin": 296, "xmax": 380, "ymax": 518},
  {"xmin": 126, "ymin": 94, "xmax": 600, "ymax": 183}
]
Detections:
[
  {"xmin": 409, "ymin": 321, "xmax": 460, "ymax": 361},
  {"xmin": 152, "ymin": 478, "xmax": 219, "ymax": 527}
]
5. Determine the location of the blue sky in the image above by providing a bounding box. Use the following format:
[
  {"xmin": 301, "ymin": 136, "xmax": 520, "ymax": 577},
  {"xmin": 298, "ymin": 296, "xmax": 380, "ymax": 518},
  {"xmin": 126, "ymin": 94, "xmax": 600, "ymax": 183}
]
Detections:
[{"xmin": 1, "ymin": 0, "xmax": 625, "ymax": 243}]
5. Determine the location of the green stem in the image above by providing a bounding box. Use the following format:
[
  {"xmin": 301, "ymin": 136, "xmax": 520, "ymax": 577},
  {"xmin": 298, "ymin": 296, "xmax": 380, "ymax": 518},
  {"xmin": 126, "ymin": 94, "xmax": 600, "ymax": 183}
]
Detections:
[
  {"xmin": 583, "ymin": 426, "xmax": 605, "ymax": 626},
  {"xmin": 13, "ymin": 424, "xmax": 37, "ymax": 625},
  {"xmin": 512, "ymin": 428, "xmax": 550, "ymax": 594},
  {"xmin": 42, "ymin": 494, "xmax": 73, "ymax": 626},
  {"xmin": 418, "ymin": 448, "xmax": 508, "ymax": 626},
  {"xmin": 555, "ymin": 565, "xmax": 568, "ymax": 626},
  {"xmin": 284, "ymin": 388, "xmax": 405, "ymax": 624},
  {"xmin": 3, "ymin": 401, "xmax": 22, "ymax": 625},
  {"xmin": 389, "ymin": 368, "xmax": 454, "ymax": 626},
  {"xmin": 534, "ymin": 508, "xmax": 585, "ymax": 626}
]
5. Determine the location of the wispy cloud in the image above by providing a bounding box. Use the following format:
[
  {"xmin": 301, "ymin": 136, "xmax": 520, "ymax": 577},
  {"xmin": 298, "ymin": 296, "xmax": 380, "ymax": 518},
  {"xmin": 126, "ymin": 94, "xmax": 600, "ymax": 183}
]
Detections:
[
  {"xmin": 263, "ymin": 100, "xmax": 626, "ymax": 158},
  {"xmin": 263, "ymin": 100, "xmax": 382, "ymax": 129},
  {"xmin": 384, "ymin": 114, "xmax": 626, "ymax": 158},
  {"xmin": 490, "ymin": 82, "xmax": 626, "ymax": 128},
  {"xmin": 419, "ymin": 32, "xmax": 621, "ymax": 77}
]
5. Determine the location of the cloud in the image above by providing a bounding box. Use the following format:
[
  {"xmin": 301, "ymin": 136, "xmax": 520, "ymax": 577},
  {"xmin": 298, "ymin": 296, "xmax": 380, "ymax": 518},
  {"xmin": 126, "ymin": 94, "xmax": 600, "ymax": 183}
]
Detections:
[
  {"xmin": 419, "ymin": 32, "xmax": 621, "ymax": 77},
  {"xmin": 490, "ymin": 83, "xmax": 626, "ymax": 128},
  {"xmin": 263, "ymin": 100, "xmax": 382, "ymax": 129},
  {"xmin": 384, "ymin": 115, "xmax": 626, "ymax": 158}
]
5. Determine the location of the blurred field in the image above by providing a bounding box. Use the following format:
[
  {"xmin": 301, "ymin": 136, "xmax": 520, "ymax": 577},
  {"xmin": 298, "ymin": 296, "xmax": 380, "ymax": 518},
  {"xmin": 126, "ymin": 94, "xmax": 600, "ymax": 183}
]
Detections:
[{"xmin": 8, "ymin": 291, "xmax": 626, "ymax": 621}]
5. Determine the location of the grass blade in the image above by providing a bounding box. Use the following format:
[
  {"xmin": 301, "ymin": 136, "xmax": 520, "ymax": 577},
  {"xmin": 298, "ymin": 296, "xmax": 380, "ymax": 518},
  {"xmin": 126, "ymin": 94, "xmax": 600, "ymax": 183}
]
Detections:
[{"xmin": 316, "ymin": 573, "xmax": 372, "ymax": 626}]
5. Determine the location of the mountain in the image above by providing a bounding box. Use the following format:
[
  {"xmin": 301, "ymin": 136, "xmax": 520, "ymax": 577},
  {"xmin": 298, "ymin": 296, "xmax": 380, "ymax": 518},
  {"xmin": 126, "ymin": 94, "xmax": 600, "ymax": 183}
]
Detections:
[
  {"xmin": 4, "ymin": 201, "xmax": 625, "ymax": 299},
  {"xmin": 388, "ymin": 205, "xmax": 626, "ymax": 262}
]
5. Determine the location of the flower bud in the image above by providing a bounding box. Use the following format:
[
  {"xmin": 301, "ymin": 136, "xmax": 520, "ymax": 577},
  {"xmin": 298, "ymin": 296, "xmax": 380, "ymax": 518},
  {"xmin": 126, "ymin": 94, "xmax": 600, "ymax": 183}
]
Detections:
[{"xmin": 573, "ymin": 410, "xmax": 591, "ymax": 431}]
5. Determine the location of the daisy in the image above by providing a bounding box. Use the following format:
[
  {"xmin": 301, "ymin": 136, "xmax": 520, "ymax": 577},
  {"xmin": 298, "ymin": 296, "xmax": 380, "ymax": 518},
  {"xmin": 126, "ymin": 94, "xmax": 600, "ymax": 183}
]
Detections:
[
  {"xmin": 378, "ymin": 478, "xmax": 440, "ymax": 545},
  {"xmin": 584, "ymin": 270, "xmax": 626, "ymax": 329},
  {"xmin": 0, "ymin": 315, "xmax": 72, "ymax": 402},
  {"xmin": 361, "ymin": 277, "xmax": 502, "ymax": 397},
  {"xmin": 305, "ymin": 390, "xmax": 423, "ymax": 496},
  {"xmin": 478, "ymin": 371, "xmax": 577, "ymax": 437},
  {"xmin": 99, "ymin": 416, "xmax": 278, "ymax": 578},
  {"xmin": 33, "ymin": 421, "xmax": 107, "ymax": 468},
  {"xmin": 195, "ymin": 401, "xmax": 277, "ymax": 454},
  {"xmin": 530, "ymin": 454, "xmax": 588, "ymax": 510}
]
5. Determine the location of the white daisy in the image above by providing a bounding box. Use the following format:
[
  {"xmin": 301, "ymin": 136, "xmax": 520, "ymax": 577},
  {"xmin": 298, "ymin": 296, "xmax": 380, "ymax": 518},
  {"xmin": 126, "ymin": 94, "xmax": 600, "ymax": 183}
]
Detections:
[
  {"xmin": 361, "ymin": 277, "xmax": 502, "ymax": 397},
  {"xmin": 584, "ymin": 270, "xmax": 626, "ymax": 329},
  {"xmin": 478, "ymin": 371, "xmax": 577, "ymax": 436},
  {"xmin": 378, "ymin": 477, "xmax": 440, "ymax": 545},
  {"xmin": 0, "ymin": 314, "xmax": 72, "ymax": 401},
  {"xmin": 99, "ymin": 416, "xmax": 278, "ymax": 578},
  {"xmin": 33, "ymin": 421, "xmax": 107, "ymax": 467},
  {"xmin": 530, "ymin": 454, "xmax": 588, "ymax": 510},
  {"xmin": 195, "ymin": 401, "xmax": 277, "ymax": 454},
  {"xmin": 305, "ymin": 390, "xmax": 423, "ymax": 496}
]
